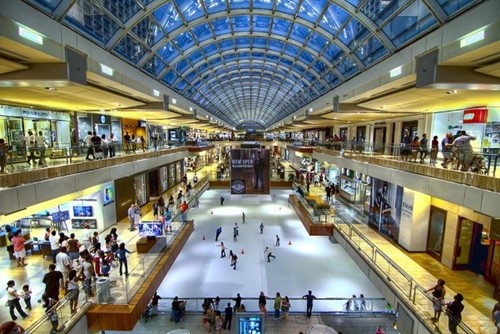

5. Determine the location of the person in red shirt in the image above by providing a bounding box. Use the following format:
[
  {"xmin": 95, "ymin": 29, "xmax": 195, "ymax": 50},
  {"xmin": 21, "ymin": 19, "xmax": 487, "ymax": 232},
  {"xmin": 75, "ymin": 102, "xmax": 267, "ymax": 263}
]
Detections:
[
  {"xmin": 12, "ymin": 231, "xmax": 27, "ymax": 267},
  {"xmin": 179, "ymin": 201, "xmax": 189, "ymax": 222}
]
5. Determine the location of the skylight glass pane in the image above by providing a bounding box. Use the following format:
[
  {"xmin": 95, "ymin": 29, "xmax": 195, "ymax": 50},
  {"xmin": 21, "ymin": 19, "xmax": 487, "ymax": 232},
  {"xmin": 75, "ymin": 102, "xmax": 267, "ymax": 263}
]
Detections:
[
  {"xmin": 175, "ymin": 79, "xmax": 188, "ymax": 91},
  {"xmin": 142, "ymin": 56, "xmax": 166, "ymax": 76},
  {"xmin": 233, "ymin": 16, "xmax": 251, "ymax": 33},
  {"xmin": 436, "ymin": 0, "xmax": 475, "ymax": 16},
  {"xmin": 113, "ymin": 33, "xmax": 146, "ymax": 64},
  {"xmin": 153, "ymin": 2, "xmax": 182, "ymax": 33},
  {"xmin": 253, "ymin": 0, "xmax": 274, "ymax": 10},
  {"xmin": 362, "ymin": 0, "xmax": 405, "ymax": 25},
  {"xmin": 324, "ymin": 71, "xmax": 339, "ymax": 86},
  {"xmin": 337, "ymin": 57, "xmax": 358, "ymax": 77},
  {"xmin": 235, "ymin": 37, "xmax": 251, "ymax": 48},
  {"xmin": 253, "ymin": 16, "xmax": 271, "ymax": 33},
  {"xmin": 290, "ymin": 24, "xmax": 311, "ymax": 44},
  {"xmin": 203, "ymin": 44, "xmax": 218, "ymax": 57},
  {"xmin": 229, "ymin": 0, "xmax": 248, "ymax": 10},
  {"xmin": 272, "ymin": 18, "xmax": 292, "ymax": 37},
  {"xmin": 284, "ymin": 44, "xmax": 300, "ymax": 58},
  {"xmin": 355, "ymin": 35, "xmax": 388, "ymax": 65},
  {"xmin": 319, "ymin": 3, "xmax": 350, "ymax": 36},
  {"xmin": 191, "ymin": 23, "xmax": 213, "ymax": 42},
  {"xmin": 64, "ymin": 0, "xmax": 120, "ymax": 45},
  {"xmin": 174, "ymin": 31, "xmax": 195, "ymax": 50},
  {"xmin": 299, "ymin": 0, "xmax": 327, "ymax": 24},
  {"xmin": 188, "ymin": 49, "xmax": 204, "ymax": 63},
  {"xmin": 219, "ymin": 39, "xmax": 235, "ymax": 52},
  {"xmin": 132, "ymin": 18, "xmax": 164, "ymax": 47},
  {"xmin": 281, "ymin": 58, "xmax": 293, "ymax": 67},
  {"xmin": 25, "ymin": 0, "xmax": 64, "ymax": 12},
  {"xmin": 338, "ymin": 18, "xmax": 369, "ymax": 49},
  {"xmin": 268, "ymin": 39, "xmax": 285, "ymax": 52},
  {"xmin": 311, "ymin": 60, "xmax": 326, "ymax": 74},
  {"xmin": 212, "ymin": 17, "xmax": 231, "ymax": 34},
  {"xmin": 176, "ymin": 0, "xmax": 204, "ymax": 21},
  {"xmin": 298, "ymin": 51, "xmax": 314, "ymax": 66},
  {"xmin": 382, "ymin": 0, "xmax": 437, "ymax": 47},
  {"xmin": 204, "ymin": 0, "xmax": 226, "ymax": 14},
  {"xmin": 276, "ymin": 0, "xmax": 298, "ymax": 15},
  {"xmin": 158, "ymin": 42, "xmax": 179, "ymax": 62},
  {"xmin": 184, "ymin": 70, "xmax": 198, "ymax": 83},
  {"xmin": 175, "ymin": 58, "xmax": 190, "ymax": 74},
  {"xmin": 96, "ymin": 0, "xmax": 139, "ymax": 23},
  {"xmin": 308, "ymin": 32, "xmax": 328, "ymax": 53},
  {"xmin": 253, "ymin": 37, "xmax": 267, "ymax": 48},
  {"xmin": 162, "ymin": 70, "xmax": 178, "ymax": 85}
]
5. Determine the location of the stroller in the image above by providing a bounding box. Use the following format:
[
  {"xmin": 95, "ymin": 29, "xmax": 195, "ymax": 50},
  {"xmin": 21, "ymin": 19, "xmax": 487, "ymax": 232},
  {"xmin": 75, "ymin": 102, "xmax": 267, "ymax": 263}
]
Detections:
[
  {"xmin": 470, "ymin": 154, "xmax": 487, "ymax": 174},
  {"xmin": 142, "ymin": 304, "xmax": 153, "ymax": 322}
]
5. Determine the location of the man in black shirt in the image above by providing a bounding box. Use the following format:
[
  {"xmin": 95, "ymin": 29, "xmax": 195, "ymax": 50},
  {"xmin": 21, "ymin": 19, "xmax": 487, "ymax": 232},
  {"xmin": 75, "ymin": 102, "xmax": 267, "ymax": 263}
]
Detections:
[
  {"xmin": 42, "ymin": 264, "xmax": 63, "ymax": 307},
  {"xmin": 302, "ymin": 290, "xmax": 317, "ymax": 318},
  {"xmin": 171, "ymin": 296, "xmax": 182, "ymax": 323},
  {"xmin": 233, "ymin": 293, "xmax": 242, "ymax": 311},
  {"xmin": 223, "ymin": 302, "xmax": 233, "ymax": 330}
]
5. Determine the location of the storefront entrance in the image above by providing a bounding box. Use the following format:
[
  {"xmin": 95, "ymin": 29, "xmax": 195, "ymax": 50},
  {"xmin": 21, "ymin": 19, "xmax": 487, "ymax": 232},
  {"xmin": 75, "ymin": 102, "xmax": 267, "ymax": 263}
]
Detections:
[
  {"xmin": 453, "ymin": 218, "xmax": 489, "ymax": 275},
  {"xmin": 427, "ymin": 206, "xmax": 446, "ymax": 260}
]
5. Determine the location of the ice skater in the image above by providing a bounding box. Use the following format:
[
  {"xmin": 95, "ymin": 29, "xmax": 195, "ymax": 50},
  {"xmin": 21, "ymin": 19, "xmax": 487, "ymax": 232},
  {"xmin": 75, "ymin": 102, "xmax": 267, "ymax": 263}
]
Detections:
[
  {"xmin": 275, "ymin": 235, "xmax": 280, "ymax": 247},
  {"xmin": 233, "ymin": 223, "xmax": 239, "ymax": 242},
  {"xmin": 220, "ymin": 195, "xmax": 225, "ymax": 206},
  {"xmin": 259, "ymin": 222, "xmax": 264, "ymax": 234},
  {"xmin": 242, "ymin": 212, "xmax": 245, "ymax": 224},
  {"xmin": 265, "ymin": 247, "xmax": 275, "ymax": 262},
  {"xmin": 215, "ymin": 226, "xmax": 222, "ymax": 242},
  {"xmin": 230, "ymin": 252, "xmax": 238, "ymax": 270},
  {"xmin": 218, "ymin": 242, "xmax": 226, "ymax": 258}
]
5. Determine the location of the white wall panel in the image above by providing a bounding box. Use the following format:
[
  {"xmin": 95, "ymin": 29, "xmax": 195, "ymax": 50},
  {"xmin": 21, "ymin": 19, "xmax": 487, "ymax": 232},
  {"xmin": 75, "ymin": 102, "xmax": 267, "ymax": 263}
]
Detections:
[
  {"xmin": 35, "ymin": 176, "xmax": 77, "ymax": 203},
  {"xmin": 0, "ymin": 188, "xmax": 21, "ymax": 215}
]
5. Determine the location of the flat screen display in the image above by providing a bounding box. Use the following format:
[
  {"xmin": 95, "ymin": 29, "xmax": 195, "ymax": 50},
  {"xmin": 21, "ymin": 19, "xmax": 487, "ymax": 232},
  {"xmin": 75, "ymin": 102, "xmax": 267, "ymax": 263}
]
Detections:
[
  {"xmin": 138, "ymin": 222, "xmax": 164, "ymax": 237},
  {"xmin": 238, "ymin": 315, "xmax": 263, "ymax": 334},
  {"xmin": 52, "ymin": 210, "xmax": 70, "ymax": 223},
  {"xmin": 103, "ymin": 186, "xmax": 114, "ymax": 206},
  {"xmin": 73, "ymin": 206, "xmax": 94, "ymax": 217}
]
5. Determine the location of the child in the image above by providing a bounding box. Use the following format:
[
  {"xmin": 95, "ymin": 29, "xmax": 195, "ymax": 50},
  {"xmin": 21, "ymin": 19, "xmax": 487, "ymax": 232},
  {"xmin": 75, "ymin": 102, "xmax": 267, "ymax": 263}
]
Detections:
[
  {"xmin": 22, "ymin": 284, "xmax": 32, "ymax": 311},
  {"xmin": 100, "ymin": 255, "xmax": 111, "ymax": 277},
  {"xmin": 48, "ymin": 306, "xmax": 59, "ymax": 334}
]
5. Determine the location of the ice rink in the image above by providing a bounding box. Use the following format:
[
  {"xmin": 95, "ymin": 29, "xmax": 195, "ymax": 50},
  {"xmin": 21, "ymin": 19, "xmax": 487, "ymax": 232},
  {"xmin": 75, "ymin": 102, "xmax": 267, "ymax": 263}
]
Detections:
[{"xmin": 157, "ymin": 189, "xmax": 382, "ymax": 310}]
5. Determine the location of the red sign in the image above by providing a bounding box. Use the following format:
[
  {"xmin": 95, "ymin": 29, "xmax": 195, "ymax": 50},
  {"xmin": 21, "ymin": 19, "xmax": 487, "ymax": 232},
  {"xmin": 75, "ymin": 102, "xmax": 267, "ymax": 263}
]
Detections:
[{"xmin": 463, "ymin": 107, "xmax": 488, "ymax": 123}]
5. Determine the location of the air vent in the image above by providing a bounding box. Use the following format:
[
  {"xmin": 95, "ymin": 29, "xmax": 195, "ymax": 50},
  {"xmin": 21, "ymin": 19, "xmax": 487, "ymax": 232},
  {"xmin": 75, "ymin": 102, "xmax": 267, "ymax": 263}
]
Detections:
[
  {"xmin": 0, "ymin": 47, "xmax": 30, "ymax": 62},
  {"xmin": 472, "ymin": 51, "xmax": 500, "ymax": 65}
]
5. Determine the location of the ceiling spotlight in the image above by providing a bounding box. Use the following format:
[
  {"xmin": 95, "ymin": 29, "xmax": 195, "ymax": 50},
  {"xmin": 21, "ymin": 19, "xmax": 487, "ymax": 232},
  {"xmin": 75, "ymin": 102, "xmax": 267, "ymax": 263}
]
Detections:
[
  {"xmin": 356, "ymin": 112, "xmax": 361, "ymax": 114},
  {"xmin": 44, "ymin": 87, "xmax": 57, "ymax": 91},
  {"xmin": 446, "ymin": 89, "xmax": 458, "ymax": 95}
]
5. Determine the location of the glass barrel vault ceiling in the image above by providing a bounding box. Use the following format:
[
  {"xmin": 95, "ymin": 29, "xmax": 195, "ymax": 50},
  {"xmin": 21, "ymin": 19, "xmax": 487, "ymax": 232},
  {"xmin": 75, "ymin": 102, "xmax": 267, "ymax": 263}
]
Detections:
[{"xmin": 24, "ymin": 0, "xmax": 481, "ymax": 129}]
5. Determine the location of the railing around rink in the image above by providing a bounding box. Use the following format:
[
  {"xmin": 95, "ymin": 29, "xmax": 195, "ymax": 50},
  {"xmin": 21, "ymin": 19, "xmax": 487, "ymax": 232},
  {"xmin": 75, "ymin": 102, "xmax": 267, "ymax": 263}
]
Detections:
[
  {"xmin": 154, "ymin": 296, "xmax": 389, "ymax": 315},
  {"xmin": 334, "ymin": 212, "xmax": 483, "ymax": 334}
]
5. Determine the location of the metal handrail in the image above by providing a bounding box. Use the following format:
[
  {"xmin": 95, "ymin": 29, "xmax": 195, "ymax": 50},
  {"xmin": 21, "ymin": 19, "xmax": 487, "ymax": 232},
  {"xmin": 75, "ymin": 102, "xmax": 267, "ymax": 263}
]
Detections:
[{"xmin": 334, "ymin": 216, "xmax": 476, "ymax": 334}]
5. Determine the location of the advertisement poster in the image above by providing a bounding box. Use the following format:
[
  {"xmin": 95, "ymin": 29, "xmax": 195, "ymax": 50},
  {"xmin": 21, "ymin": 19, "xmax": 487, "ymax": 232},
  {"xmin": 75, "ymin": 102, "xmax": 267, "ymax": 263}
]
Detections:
[
  {"xmin": 230, "ymin": 149, "xmax": 270, "ymax": 195},
  {"xmin": 368, "ymin": 178, "xmax": 403, "ymax": 241}
]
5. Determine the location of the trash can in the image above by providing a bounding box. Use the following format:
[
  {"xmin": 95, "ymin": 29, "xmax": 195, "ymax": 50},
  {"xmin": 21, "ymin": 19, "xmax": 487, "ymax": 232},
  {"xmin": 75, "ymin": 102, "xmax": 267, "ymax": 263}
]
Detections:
[{"xmin": 96, "ymin": 278, "xmax": 111, "ymax": 303}]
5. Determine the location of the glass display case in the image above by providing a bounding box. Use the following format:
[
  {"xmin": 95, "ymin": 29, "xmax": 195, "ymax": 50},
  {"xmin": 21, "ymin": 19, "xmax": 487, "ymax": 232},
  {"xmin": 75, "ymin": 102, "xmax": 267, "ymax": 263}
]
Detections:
[
  {"xmin": 340, "ymin": 176, "xmax": 364, "ymax": 203},
  {"xmin": 134, "ymin": 174, "xmax": 146, "ymax": 205}
]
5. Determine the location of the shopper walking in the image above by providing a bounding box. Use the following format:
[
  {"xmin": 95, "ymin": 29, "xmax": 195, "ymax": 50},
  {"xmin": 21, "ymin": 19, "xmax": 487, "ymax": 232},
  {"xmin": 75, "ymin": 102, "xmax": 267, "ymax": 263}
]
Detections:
[
  {"xmin": 116, "ymin": 242, "xmax": 131, "ymax": 276},
  {"xmin": 43, "ymin": 264, "xmax": 63, "ymax": 303},
  {"xmin": 302, "ymin": 290, "xmax": 317, "ymax": 318},
  {"xmin": 128, "ymin": 204, "xmax": 136, "ymax": 231},
  {"xmin": 447, "ymin": 294, "xmax": 464, "ymax": 334},
  {"xmin": 6, "ymin": 280, "xmax": 28, "ymax": 321}
]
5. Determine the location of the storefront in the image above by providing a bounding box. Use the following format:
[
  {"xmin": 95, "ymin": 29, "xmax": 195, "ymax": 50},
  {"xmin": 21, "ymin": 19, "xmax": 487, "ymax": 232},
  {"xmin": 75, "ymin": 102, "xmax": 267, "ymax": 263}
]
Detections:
[
  {"xmin": 76, "ymin": 112, "xmax": 122, "ymax": 144},
  {"xmin": 339, "ymin": 168, "xmax": 365, "ymax": 204},
  {"xmin": 431, "ymin": 106, "xmax": 500, "ymax": 153},
  {"xmin": 5, "ymin": 181, "xmax": 117, "ymax": 240},
  {"xmin": 0, "ymin": 105, "xmax": 71, "ymax": 151},
  {"xmin": 367, "ymin": 178, "xmax": 402, "ymax": 242}
]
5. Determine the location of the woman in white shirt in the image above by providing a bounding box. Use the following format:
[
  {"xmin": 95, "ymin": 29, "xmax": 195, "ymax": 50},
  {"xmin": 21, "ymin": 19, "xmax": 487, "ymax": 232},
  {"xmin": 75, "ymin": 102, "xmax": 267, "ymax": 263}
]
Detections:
[{"xmin": 6, "ymin": 280, "xmax": 28, "ymax": 320}]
